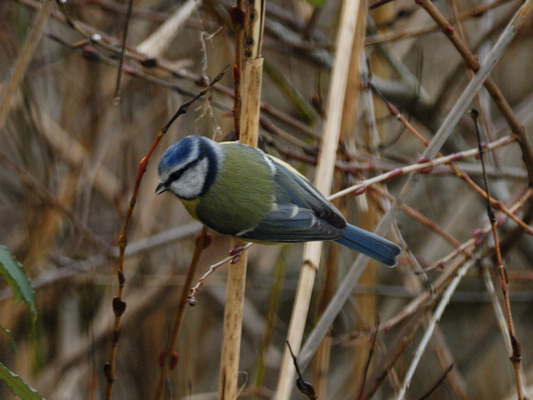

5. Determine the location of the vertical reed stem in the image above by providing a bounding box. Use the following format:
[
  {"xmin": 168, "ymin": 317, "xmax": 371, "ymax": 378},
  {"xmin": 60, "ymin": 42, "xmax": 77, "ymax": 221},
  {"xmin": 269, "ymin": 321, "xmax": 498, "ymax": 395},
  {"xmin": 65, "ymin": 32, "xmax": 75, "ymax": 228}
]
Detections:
[
  {"xmin": 218, "ymin": 1, "xmax": 266, "ymax": 398},
  {"xmin": 274, "ymin": 0, "xmax": 362, "ymax": 397}
]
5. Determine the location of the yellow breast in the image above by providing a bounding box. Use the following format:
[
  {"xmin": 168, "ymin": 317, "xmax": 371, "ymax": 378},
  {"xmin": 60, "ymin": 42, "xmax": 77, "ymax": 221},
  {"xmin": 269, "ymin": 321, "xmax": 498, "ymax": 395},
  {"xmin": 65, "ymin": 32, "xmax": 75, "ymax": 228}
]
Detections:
[{"xmin": 179, "ymin": 197, "xmax": 201, "ymax": 221}]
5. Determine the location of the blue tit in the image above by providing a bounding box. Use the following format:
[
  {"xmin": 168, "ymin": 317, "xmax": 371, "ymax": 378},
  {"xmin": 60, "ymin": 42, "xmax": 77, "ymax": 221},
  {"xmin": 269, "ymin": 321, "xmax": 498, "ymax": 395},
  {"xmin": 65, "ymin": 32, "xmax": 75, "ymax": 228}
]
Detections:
[{"xmin": 156, "ymin": 135, "xmax": 401, "ymax": 267}]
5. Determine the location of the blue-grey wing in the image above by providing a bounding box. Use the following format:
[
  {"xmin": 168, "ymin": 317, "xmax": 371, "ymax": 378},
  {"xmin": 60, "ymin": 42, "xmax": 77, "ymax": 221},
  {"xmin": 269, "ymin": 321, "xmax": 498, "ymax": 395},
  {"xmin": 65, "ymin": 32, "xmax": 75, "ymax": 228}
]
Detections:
[
  {"xmin": 269, "ymin": 158, "xmax": 347, "ymax": 229},
  {"xmin": 237, "ymin": 205, "xmax": 343, "ymax": 242}
]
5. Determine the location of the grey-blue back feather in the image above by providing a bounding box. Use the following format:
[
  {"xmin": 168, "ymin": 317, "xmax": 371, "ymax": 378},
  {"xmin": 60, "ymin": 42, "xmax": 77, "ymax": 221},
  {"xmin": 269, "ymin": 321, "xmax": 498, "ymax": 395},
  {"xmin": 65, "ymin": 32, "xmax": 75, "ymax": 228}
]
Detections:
[
  {"xmin": 237, "ymin": 206, "xmax": 343, "ymax": 242},
  {"xmin": 269, "ymin": 159, "xmax": 347, "ymax": 229}
]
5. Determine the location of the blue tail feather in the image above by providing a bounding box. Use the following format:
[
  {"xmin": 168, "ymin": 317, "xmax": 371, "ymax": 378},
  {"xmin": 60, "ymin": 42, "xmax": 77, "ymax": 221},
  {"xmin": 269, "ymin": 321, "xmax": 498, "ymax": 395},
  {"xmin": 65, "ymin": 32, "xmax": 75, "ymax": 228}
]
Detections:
[{"xmin": 334, "ymin": 224, "xmax": 401, "ymax": 267}]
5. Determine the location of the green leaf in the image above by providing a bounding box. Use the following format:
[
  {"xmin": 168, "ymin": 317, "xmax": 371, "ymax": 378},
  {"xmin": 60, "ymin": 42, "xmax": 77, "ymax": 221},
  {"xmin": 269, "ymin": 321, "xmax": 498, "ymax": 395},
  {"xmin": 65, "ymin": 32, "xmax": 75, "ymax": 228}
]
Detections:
[
  {"xmin": 303, "ymin": 0, "xmax": 326, "ymax": 7},
  {"xmin": 0, "ymin": 361, "xmax": 45, "ymax": 400},
  {"xmin": 1, "ymin": 323, "xmax": 17, "ymax": 353},
  {"xmin": 0, "ymin": 245, "xmax": 36, "ymax": 317}
]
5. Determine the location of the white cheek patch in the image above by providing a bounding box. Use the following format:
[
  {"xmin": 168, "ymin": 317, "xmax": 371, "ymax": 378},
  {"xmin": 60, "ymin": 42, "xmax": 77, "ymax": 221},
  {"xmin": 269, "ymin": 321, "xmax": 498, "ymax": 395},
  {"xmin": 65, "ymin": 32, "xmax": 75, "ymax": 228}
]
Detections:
[{"xmin": 170, "ymin": 158, "xmax": 208, "ymax": 199}]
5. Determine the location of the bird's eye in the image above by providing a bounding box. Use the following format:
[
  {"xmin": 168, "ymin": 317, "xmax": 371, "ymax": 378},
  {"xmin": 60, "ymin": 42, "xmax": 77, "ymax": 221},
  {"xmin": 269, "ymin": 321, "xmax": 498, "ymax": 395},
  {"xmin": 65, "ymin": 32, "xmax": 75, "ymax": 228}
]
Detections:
[{"xmin": 167, "ymin": 168, "xmax": 185, "ymax": 184}]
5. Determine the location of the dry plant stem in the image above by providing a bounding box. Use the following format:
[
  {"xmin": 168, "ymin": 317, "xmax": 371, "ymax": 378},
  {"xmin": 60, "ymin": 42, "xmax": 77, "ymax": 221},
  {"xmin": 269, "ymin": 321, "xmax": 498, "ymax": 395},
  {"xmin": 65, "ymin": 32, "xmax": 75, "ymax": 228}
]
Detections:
[
  {"xmin": 378, "ymin": 188, "xmax": 533, "ymax": 336},
  {"xmin": 218, "ymin": 240, "xmax": 248, "ymax": 399},
  {"xmin": 253, "ymin": 246, "xmax": 287, "ymax": 390},
  {"xmin": 0, "ymin": 150, "xmax": 112, "ymax": 255},
  {"xmin": 188, "ymin": 242, "xmax": 253, "ymax": 300},
  {"xmin": 347, "ymin": 2, "xmax": 376, "ymax": 394},
  {"xmin": 362, "ymin": 293, "xmax": 438, "ymax": 399},
  {"xmin": 22, "ymin": 0, "xmax": 321, "ymax": 141},
  {"xmin": 365, "ymin": 0, "xmax": 512, "ymax": 45},
  {"xmin": 415, "ymin": 0, "xmax": 533, "ymax": 185},
  {"xmin": 378, "ymin": 100, "xmax": 533, "ymax": 235},
  {"xmin": 275, "ymin": 0, "xmax": 362, "ymax": 397},
  {"xmin": 313, "ymin": 1, "xmax": 367, "ymax": 395},
  {"xmin": 299, "ymin": 12, "xmax": 533, "ymax": 365},
  {"xmin": 331, "ymin": 189, "xmax": 533, "ymax": 347},
  {"xmin": 475, "ymin": 117, "xmax": 525, "ymax": 399},
  {"xmin": 104, "ymin": 72, "xmax": 225, "ymax": 400},
  {"xmin": 329, "ymin": 135, "xmax": 515, "ymax": 200},
  {"xmin": 114, "ymin": 0, "xmax": 133, "ymax": 103},
  {"xmin": 153, "ymin": 226, "xmax": 209, "ymax": 400},
  {"xmin": 483, "ymin": 267, "xmax": 528, "ymax": 394},
  {"xmin": 136, "ymin": 0, "xmax": 199, "ymax": 57},
  {"xmin": 232, "ymin": 0, "xmax": 245, "ymax": 136},
  {"xmin": 373, "ymin": 186, "xmax": 464, "ymax": 250},
  {"xmin": 218, "ymin": 1, "xmax": 265, "ymax": 398},
  {"xmin": 104, "ymin": 131, "xmax": 165, "ymax": 400},
  {"xmin": 426, "ymin": 196, "xmax": 528, "ymax": 272},
  {"xmin": 397, "ymin": 260, "xmax": 474, "ymax": 399},
  {"xmin": 350, "ymin": 116, "xmax": 529, "ymax": 234},
  {"xmin": 0, "ymin": 222, "xmax": 203, "ymax": 303},
  {"xmin": 0, "ymin": 0, "xmax": 53, "ymax": 133}
]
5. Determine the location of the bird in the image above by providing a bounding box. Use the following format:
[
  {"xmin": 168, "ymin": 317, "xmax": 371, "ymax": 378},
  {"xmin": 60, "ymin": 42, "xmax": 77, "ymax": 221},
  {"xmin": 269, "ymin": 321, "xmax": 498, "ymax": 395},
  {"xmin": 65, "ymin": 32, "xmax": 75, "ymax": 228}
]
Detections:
[{"xmin": 156, "ymin": 135, "xmax": 401, "ymax": 267}]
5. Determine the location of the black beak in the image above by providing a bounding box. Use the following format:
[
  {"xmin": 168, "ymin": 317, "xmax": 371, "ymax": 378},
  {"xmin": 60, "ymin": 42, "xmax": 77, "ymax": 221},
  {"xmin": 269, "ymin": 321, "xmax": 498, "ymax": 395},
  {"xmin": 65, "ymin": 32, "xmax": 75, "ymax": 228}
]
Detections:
[{"xmin": 155, "ymin": 182, "xmax": 167, "ymax": 195}]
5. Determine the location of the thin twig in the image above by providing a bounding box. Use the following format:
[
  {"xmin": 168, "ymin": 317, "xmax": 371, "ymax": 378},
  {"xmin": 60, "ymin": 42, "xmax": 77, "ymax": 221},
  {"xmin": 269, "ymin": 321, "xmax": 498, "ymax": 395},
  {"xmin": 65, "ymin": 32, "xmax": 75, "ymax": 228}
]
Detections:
[
  {"xmin": 0, "ymin": 0, "xmax": 53, "ymax": 133},
  {"xmin": 329, "ymin": 135, "xmax": 515, "ymax": 201},
  {"xmin": 299, "ymin": 185, "xmax": 532, "ymax": 371},
  {"xmin": 136, "ymin": 0, "xmax": 199, "ymax": 58},
  {"xmin": 357, "ymin": 316, "xmax": 380, "ymax": 400},
  {"xmin": 187, "ymin": 242, "xmax": 253, "ymax": 301},
  {"xmin": 372, "ymin": 186, "xmax": 465, "ymax": 251},
  {"xmin": 0, "ymin": 151, "xmax": 113, "ymax": 255},
  {"xmin": 286, "ymin": 341, "xmax": 317, "ymax": 400},
  {"xmin": 414, "ymin": 0, "xmax": 533, "ymax": 185},
  {"xmin": 482, "ymin": 267, "xmax": 528, "ymax": 394},
  {"xmin": 418, "ymin": 364, "xmax": 455, "ymax": 400},
  {"xmin": 365, "ymin": 0, "xmax": 514, "ymax": 45},
  {"xmin": 231, "ymin": 0, "xmax": 245, "ymax": 137},
  {"xmin": 0, "ymin": 222, "xmax": 203, "ymax": 303},
  {"xmin": 472, "ymin": 110, "xmax": 525, "ymax": 399},
  {"xmin": 397, "ymin": 260, "xmax": 474, "ymax": 399},
  {"xmin": 20, "ymin": 0, "xmax": 321, "ymax": 142},
  {"xmin": 114, "ymin": 0, "xmax": 133, "ymax": 103},
  {"xmin": 104, "ymin": 69, "xmax": 226, "ymax": 400},
  {"xmin": 153, "ymin": 227, "xmax": 210, "ymax": 400},
  {"xmin": 369, "ymin": 90, "xmax": 533, "ymax": 236}
]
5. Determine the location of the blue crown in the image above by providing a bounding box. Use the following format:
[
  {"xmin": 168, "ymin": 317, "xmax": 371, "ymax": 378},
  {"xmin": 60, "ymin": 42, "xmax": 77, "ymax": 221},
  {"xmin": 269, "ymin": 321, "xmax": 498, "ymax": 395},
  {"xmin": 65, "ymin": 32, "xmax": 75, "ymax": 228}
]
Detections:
[{"xmin": 158, "ymin": 136, "xmax": 198, "ymax": 175}]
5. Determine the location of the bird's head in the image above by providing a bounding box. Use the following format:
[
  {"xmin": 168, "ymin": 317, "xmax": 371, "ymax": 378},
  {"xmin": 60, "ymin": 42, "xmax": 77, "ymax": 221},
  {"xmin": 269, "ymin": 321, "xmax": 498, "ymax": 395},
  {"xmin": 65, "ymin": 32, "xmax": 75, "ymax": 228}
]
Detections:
[{"xmin": 156, "ymin": 135, "xmax": 223, "ymax": 200}]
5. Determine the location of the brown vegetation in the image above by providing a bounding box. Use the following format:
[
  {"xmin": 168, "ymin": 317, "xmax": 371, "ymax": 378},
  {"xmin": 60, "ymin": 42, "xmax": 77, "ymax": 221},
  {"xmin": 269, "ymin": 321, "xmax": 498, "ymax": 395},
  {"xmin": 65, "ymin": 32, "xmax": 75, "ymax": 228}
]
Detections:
[{"xmin": 1, "ymin": 0, "xmax": 533, "ymax": 399}]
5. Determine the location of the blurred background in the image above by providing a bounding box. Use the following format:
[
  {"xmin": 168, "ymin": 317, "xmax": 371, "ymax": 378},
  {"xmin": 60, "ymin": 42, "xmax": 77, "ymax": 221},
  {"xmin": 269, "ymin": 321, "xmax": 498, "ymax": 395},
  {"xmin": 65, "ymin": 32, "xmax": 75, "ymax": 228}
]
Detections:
[{"xmin": 1, "ymin": 0, "xmax": 533, "ymax": 399}]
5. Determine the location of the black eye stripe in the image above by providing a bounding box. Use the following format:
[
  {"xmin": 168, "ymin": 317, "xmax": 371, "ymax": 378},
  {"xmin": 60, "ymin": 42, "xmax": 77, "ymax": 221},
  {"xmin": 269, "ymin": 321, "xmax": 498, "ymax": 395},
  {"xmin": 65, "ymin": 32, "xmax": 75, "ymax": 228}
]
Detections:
[{"xmin": 165, "ymin": 157, "xmax": 202, "ymax": 186}]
